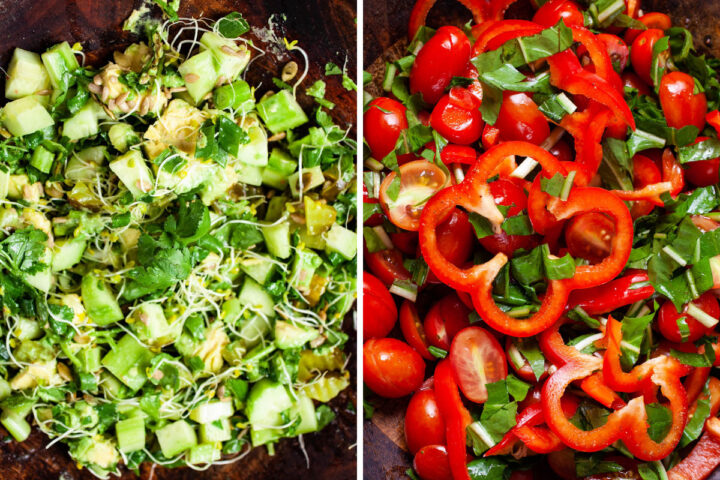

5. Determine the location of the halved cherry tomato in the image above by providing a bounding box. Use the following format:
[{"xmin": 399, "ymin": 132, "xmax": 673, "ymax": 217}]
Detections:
[
  {"xmin": 479, "ymin": 177, "xmax": 539, "ymax": 256},
  {"xmin": 625, "ymin": 12, "xmax": 672, "ymax": 44},
  {"xmin": 495, "ymin": 92, "xmax": 550, "ymax": 145},
  {"xmin": 364, "ymin": 97, "xmax": 408, "ymax": 161},
  {"xmin": 685, "ymin": 136, "xmax": 720, "ymax": 187},
  {"xmin": 424, "ymin": 294, "xmax": 472, "ymax": 351},
  {"xmin": 379, "ymin": 160, "xmax": 449, "ymax": 231},
  {"xmin": 630, "ymin": 29, "xmax": 666, "ymax": 86},
  {"xmin": 413, "ymin": 445, "xmax": 452, "ymax": 480},
  {"xmin": 622, "ymin": 71, "xmax": 652, "ymax": 96},
  {"xmin": 532, "ymin": 0, "xmax": 584, "ymax": 28},
  {"xmin": 657, "ymin": 292, "xmax": 720, "ymax": 343},
  {"xmin": 400, "ymin": 300, "xmax": 433, "ymax": 360},
  {"xmin": 449, "ymin": 326, "xmax": 508, "ymax": 403},
  {"xmin": 430, "ymin": 89, "xmax": 484, "ymax": 145},
  {"xmin": 564, "ymin": 212, "xmax": 616, "ymax": 264},
  {"xmin": 364, "ymin": 338, "xmax": 426, "ymax": 398},
  {"xmin": 405, "ymin": 389, "xmax": 446, "ymax": 454},
  {"xmin": 659, "ymin": 71, "xmax": 708, "ymax": 131},
  {"xmin": 435, "ymin": 209, "xmax": 475, "ymax": 267},
  {"xmin": 365, "ymin": 247, "xmax": 411, "ymax": 286},
  {"xmin": 410, "ymin": 26, "xmax": 471, "ymax": 105},
  {"xmin": 363, "ymin": 273, "xmax": 397, "ymax": 340}
]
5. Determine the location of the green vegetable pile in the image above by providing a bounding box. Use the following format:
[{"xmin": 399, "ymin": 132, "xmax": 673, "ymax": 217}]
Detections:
[{"xmin": 0, "ymin": 8, "xmax": 356, "ymax": 478}]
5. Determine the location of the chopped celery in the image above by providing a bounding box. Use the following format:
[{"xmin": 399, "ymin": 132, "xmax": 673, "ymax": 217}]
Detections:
[
  {"xmin": 0, "ymin": 410, "xmax": 31, "ymax": 442},
  {"xmin": 188, "ymin": 443, "xmax": 222, "ymax": 465},
  {"xmin": 115, "ymin": 416, "xmax": 145, "ymax": 453},
  {"xmin": 199, "ymin": 417, "xmax": 232, "ymax": 443},
  {"xmin": 213, "ymin": 80, "xmax": 254, "ymax": 110}
]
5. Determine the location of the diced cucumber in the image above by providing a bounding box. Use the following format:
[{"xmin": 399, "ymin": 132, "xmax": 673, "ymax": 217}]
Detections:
[
  {"xmin": 51, "ymin": 236, "xmax": 87, "ymax": 272},
  {"xmin": 238, "ymin": 277, "xmax": 275, "ymax": 318},
  {"xmin": 81, "ymin": 273, "xmax": 123, "ymax": 325},
  {"xmin": 294, "ymin": 393, "xmax": 318, "ymax": 434},
  {"xmin": 288, "ymin": 166, "xmax": 325, "ymax": 197},
  {"xmin": 128, "ymin": 303, "xmax": 169, "ymax": 344},
  {"xmin": 1, "ymin": 96, "xmax": 54, "ymax": 137},
  {"xmin": 274, "ymin": 320, "xmax": 319, "ymax": 350},
  {"xmin": 41, "ymin": 41, "xmax": 79, "ymax": 91},
  {"xmin": 102, "ymin": 334, "xmax": 154, "ymax": 391},
  {"xmin": 246, "ymin": 379, "xmax": 294, "ymax": 446},
  {"xmin": 65, "ymin": 154, "xmax": 99, "ymax": 183},
  {"xmin": 236, "ymin": 125, "xmax": 268, "ymax": 167},
  {"xmin": 238, "ymin": 256, "xmax": 276, "ymax": 285},
  {"xmin": 290, "ymin": 249, "xmax": 323, "ymax": 289},
  {"xmin": 325, "ymin": 223, "xmax": 357, "ymax": 260},
  {"xmin": 188, "ymin": 443, "xmax": 221, "ymax": 465},
  {"xmin": 298, "ymin": 226, "xmax": 326, "ymax": 250},
  {"xmin": 30, "ymin": 145, "xmax": 54, "ymax": 173},
  {"xmin": 0, "ymin": 410, "xmax": 31, "ymax": 442},
  {"xmin": 0, "ymin": 169, "xmax": 8, "ymax": 200},
  {"xmin": 109, "ymin": 150, "xmax": 154, "ymax": 198},
  {"xmin": 7, "ymin": 174, "xmax": 29, "ymax": 200},
  {"xmin": 5, "ymin": 48, "xmax": 51, "ymax": 100},
  {"xmin": 304, "ymin": 196, "xmax": 337, "ymax": 235},
  {"xmin": 14, "ymin": 318, "xmax": 41, "ymax": 340},
  {"xmin": 257, "ymin": 90, "xmax": 309, "ymax": 134},
  {"xmin": 261, "ymin": 149, "xmax": 297, "ymax": 190},
  {"xmin": 261, "ymin": 220, "xmax": 291, "ymax": 259},
  {"xmin": 77, "ymin": 145, "xmax": 107, "ymax": 164},
  {"xmin": 262, "ymin": 167, "xmax": 290, "ymax": 190},
  {"xmin": 189, "ymin": 400, "xmax": 233, "ymax": 423},
  {"xmin": 238, "ymin": 315, "xmax": 272, "ymax": 350},
  {"xmin": 63, "ymin": 101, "xmax": 99, "ymax": 141},
  {"xmin": 235, "ymin": 161, "xmax": 263, "ymax": 186},
  {"xmin": 116, "ymin": 416, "xmax": 145, "ymax": 453},
  {"xmin": 78, "ymin": 346, "xmax": 102, "ymax": 373},
  {"xmin": 265, "ymin": 195, "xmax": 288, "ymax": 222},
  {"xmin": 201, "ymin": 165, "xmax": 237, "ymax": 205},
  {"xmin": 178, "ymin": 50, "xmax": 219, "ymax": 104},
  {"xmin": 213, "ymin": 80, "xmax": 254, "ymax": 111},
  {"xmin": 108, "ymin": 123, "xmax": 139, "ymax": 153},
  {"xmin": 24, "ymin": 247, "xmax": 52, "ymax": 292},
  {"xmin": 0, "ymin": 378, "xmax": 11, "ymax": 401},
  {"xmin": 200, "ymin": 32, "xmax": 250, "ymax": 81},
  {"xmin": 155, "ymin": 420, "xmax": 198, "ymax": 458},
  {"xmin": 199, "ymin": 417, "xmax": 232, "ymax": 443}
]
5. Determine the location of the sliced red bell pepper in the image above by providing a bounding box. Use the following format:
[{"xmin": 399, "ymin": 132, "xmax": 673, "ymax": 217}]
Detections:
[
  {"xmin": 580, "ymin": 372, "xmax": 626, "ymax": 410},
  {"xmin": 662, "ymin": 148, "xmax": 685, "ymax": 197},
  {"xmin": 685, "ymin": 366, "xmax": 711, "ymax": 406},
  {"xmin": 707, "ymin": 110, "xmax": 720, "ymax": 136},
  {"xmin": 567, "ymin": 270, "xmax": 655, "ymax": 315},
  {"xmin": 471, "ymin": 19, "xmax": 544, "ymax": 56},
  {"xmin": 434, "ymin": 360, "xmax": 472, "ymax": 480},
  {"xmin": 558, "ymin": 102, "xmax": 611, "ymax": 186},
  {"xmin": 571, "ymin": 26, "xmax": 623, "ymax": 91},
  {"xmin": 667, "ymin": 431, "xmax": 720, "ymax": 480}
]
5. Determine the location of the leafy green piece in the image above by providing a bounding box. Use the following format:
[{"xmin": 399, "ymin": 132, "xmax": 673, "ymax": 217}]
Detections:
[
  {"xmin": 152, "ymin": 0, "xmax": 181, "ymax": 21},
  {"xmin": 216, "ymin": 12, "xmax": 250, "ymax": 38},
  {"xmin": 619, "ymin": 312, "xmax": 655, "ymax": 369},
  {"xmin": 479, "ymin": 82, "xmax": 503, "ymax": 125},
  {"xmin": 542, "ymin": 244, "xmax": 576, "ymax": 280},
  {"xmin": 516, "ymin": 338, "xmax": 546, "ymax": 381},
  {"xmin": 216, "ymin": 115, "xmax": 249, "ymax": 157},
  {"xmin": 479, "ymin": 65, "xmax": 552, "ymax": 93},
  {"xmin": 599, "ymin": 137, "xmax": 634, "ymax": 191},
  {"xmin": 680, "ymin": 392, "xmax": 710, "ymax": 446},
  {"xmin": 467, "ymin": 458, "xmax": 508, "ymax": 480},
  {"xmin": 576, "ymin": 454, "xmax": 625, "ymax": 477},
  {"xmin": 646, "ymin": 402, "xmax": 673, "ymax": 442},
  {"xmin": 502, "ymin": 214, "xmax": 534, "ymax": 236},
  {"xmin": 627, "ymin": 129, "xmax": 666, "ymax": 158},
  {"xmin": 678, "ymin": 137, "xmax": 720, "ymax": 165},
  {"xmin": 0, "ymin": 227, "xmax": 48, "ymax": 275}
]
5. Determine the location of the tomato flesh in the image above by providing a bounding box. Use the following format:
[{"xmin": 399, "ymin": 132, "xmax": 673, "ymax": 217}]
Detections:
[
  {"xmin": 565, "ymin": 212, "xmax": 616, "ymax": 264},
  {"xmin": 365, "ymin": 247, "xmax": 411, "ymax": 286},
  {"xmin": 363, "ymin": 338, "xmax": 426, "ymax": 398},
  {"xmin": 532, "ymin": 0, "xmax": 584, "ymax": 28},
  {"xmin": 363, "ymin": 273, "xmax": 398, "ymax": 340},
  {"xmin": 657, "ymin": 292, "xmax": 720, "ymax": 343},
  {"xmin": 449, "ymin": 326, "xmax": 508, "ymax": 403},
  {"xmin": 435, "ymin": 209, "xmax": 475, "ymax": 267}
]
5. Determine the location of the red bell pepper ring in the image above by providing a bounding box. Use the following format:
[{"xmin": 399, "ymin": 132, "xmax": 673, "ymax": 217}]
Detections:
[
  {"xmin": 685, "ymin": 366, "xmax": 711, "ymax": 406},
  {"xmin": 557, "ymin": 102, "xmax": 611, "ymax": 186},
  {"xmin": 667, "ymin": 431, "xmax": 720, "ymax": 480},
  {"xmin": 471, "ymin": 19, "xmax": 544, "ymax": 56},
  {"xmin": 514, "ymin": 424, "xmax": 565, "ymax": 454},
  {"xmin": 434, "ymin": 360, "xmax": 472, "ymax": 480},
  {"xmin": 614, "ymin": 149, "xmax": 685, "ymax": 203},
  {"xmin": 571, "ymin": 26, "xmax": 623, "ymax": 91},
  {"xmin": 580, "ymin": 372, "xmax": 626, "ymax": 410},
  {"xmin": 567, "ymin": 270, "xmax": 655, "ymax": 315},
  {"xmin": 707, "ymin": 110, "xmax": 720, "ymax": 136},
  {"xmin": 541, "ymin": 318, "xmax": 689, "ymax": 461}
]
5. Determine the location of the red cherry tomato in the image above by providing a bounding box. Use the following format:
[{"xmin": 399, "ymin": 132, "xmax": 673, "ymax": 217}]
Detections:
[
  {"xmin": 379, "ymin": 160, "xmax": 448, "ymax": 231},
  {"xmin": 400, "ymin": 300, "xmax": 433, "ymax": 360},
  {"xmin": 479, "ymin": 178, "xmax": 539, "ymax": 256},
  {"xmin": 363, "ymin": 273, "xmax": 397, "ymax": 340},
  {"xmin": 597, "ymin": 34, "xmax": 629, "ymax": 73},
  {"xmin": 424, "ymin": 294, "xmax": 472, "ymax": 351},
  {"xmin": 430, "ymin": 89, "xmax": 484, "ymax": 145},
  {"xmin": 548, "ymin": 139, "xmax": 573, "ymax": 164},
  {"xmin": 622, "ymin": 71, "xmax": 652, "ymax": 96},
  {"xmin": 390, "ymin": 231, "xmax": 418, "ymax": 256},
  {"xmin": 495, "ymin": 92, "xmax": 550, "ymax": 145},
  {"xmin": 547, "ymin": 449, "xmax": 577, "ymax": 480},
  {"xmin": 532, "ymin": 0, "xmax": 584, "ymax": 28},
  {"xmin": 365, "ymin": 247, "xmax": 411, "ymax": 286},
  {"xmin": 435, "ymin": 209, "xmax": 475, "ymax": 267},
  {"xmin": 630, "ymin": 29, "xmax": 666, "ymax": 86},
  {"xmin": 625, "ymin": 12, "xmax": 672, "ymax": 44},
  {"xmin": 631, "ymin": 154, "xmax": 663, "ymax": 218},
  {"xmin": 565, "ymin": 212, "xmax": 616, "ymax": 264},
  {"xmin": 364, "ymin": 97, "xmax": 408, "ymax": 160},
  {"xmin": 657, "ymin": 292, "xmax": 720, "ymax": 343},
  {"xmin": 685, "ymin": 138, "xmax": 720, "ymax": 188},
  {"xmin": 405, "ymin": 389, "xmax": 446, "ymax": 454},
  {"xmin": 410, "ymin": 26, "xmax": 471, "ymax": 105},
  {"xmin": 659, "ymin": 71, "xmax": 708, "ymax": 131},
  {"xmin": 413, "ymin": 445, "xmax": 453, "ymax": 480},
  {"xmin": 449, "ymin": 326, "xmax": 508, "ymax": 403},
  {"xmin": 460, "ymin": 64, "xmax": 483, "ymax": 104},
  {"xmin": 363, "ymin": 338, "xmax": 426, "ymax": 398}
]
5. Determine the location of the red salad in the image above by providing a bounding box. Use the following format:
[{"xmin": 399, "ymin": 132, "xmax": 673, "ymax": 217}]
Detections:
[{"xmin": 363, "ymin": 1, "xmax": 720, "ymax": 479}]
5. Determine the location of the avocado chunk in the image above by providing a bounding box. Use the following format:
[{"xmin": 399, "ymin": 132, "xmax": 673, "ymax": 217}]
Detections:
[
  {"xmin": 2, "ymin": 96, "xmax": 54, "ymax": 137},
  {"xmin": 5, "ymin": 48, "xmax": 51, "ymax": 100}
]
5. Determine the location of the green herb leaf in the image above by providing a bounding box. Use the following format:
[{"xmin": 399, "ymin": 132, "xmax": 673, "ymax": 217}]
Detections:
[{"xmin": 217, "ymin": 12, "xmax": 250, "ymax": 38}]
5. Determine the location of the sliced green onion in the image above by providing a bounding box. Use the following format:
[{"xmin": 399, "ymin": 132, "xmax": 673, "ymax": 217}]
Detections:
[
  {"xmin": 571, "ymin": 332, "xmax": 604, "ymax": 352},
  {"xmin": 468, "ymin": 421, "xmax": 496, "ymax": 449},
  {"xmin": 507, "ymin": 342, "xmax": 526, "ymax": 370},
  {"xmin": 687, "ymin": 303, "xmax": 719, "ymax": 328},
  {"xmin": 390, "ymin": 280, "xmax": 418, "ymax": 302},
  {"xmin": 597, "ymin": 0, "xmax": 626, "ymax": 23},
  {"xmin": 662, "ymin": 245, "xmax": 687, "ymax": 267},
  {"xmin": 382, "ymin": 63, "xmax": 397, "ymax": 92},
  {"xmin": 559, "ymin": 170, "xmax": 576, "ymax": 201}
]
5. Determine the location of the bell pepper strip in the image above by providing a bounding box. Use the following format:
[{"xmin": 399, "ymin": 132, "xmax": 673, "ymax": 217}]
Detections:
[
  {"xmin": 685, "ymin": 367, "xmax": 711, "ymax": 406},
  {"xmin": 571, "ymin": 26, "xmax": 623, "ymax": 91},
  {"xmin": 567, "ymin": 270, "xmax": 654, "ymax": 315},
  {"xmin": 615, "ymin": 149, "xmax": 685, "ymax": 204},
  {"xmin": 471, "ymin": 19, "xmax": 544, "ymax": 56},
  {"xmin": 689, "ymin": 377, "xmax": 720, "ymax": 421},
  {"xmin": 662, "ymin": 148, "xmax": 685, "ymax": 197},
  {"xmin": 707, "ymin": 110, "xmax": 720, "ymax": 136},
  {"xmin": 541, "ymin": 318, "xmax": 689, "ymax": 460},
  {"xmin": 514, "ymin": 425, "xmax": 565, "ymax": 454},
  {"xmin": 434, "ymin": 360, "xmax": 472, "ymax": 480},
  {"xmin": 527, "ymin": 173, "xmax": 563, "ymax": 235},
  {"xmin": 441, "ymin": 144, "xmax": 478, "ymax": 165},
  {"xmin": 626, "ymin": 0, "xmax": 640, "ymax": 18},
  {"xmin": 580, "ymin": 372, "xmax": 627, "ymax": 410},
  {"xmin": 558, "ymin": 102, "xmax": 612, "ymax": 186},
  {"xmin": 612, "ymin": 182, "xmax": 674, "ymax": 202},
  {"xmin": 667, "ymin": 431, "xmax": 720, "ymax": 480},
  {"xmin": 547, "ymin": 187, "xmax": 634, "ymax": 290}
]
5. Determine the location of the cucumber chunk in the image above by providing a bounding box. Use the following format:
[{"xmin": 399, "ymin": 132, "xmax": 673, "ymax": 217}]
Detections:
[
  {"xmin": 51, "ymin": 236, "xmax": 87, "ymax": 272},
  {"xmin": 236, "ymin": 125, "xmax": 268, "ymax": 167},
  {"xmin": 274, "ymin": 320, "xmax": 319, "ymax": 350},
  {"xmin": 238, "ymin": 256, "xmax": 276, "ymax": 285},
  {"xmin": 102, "ymin": 334, "xmax": 153, "ymax": 391},
  {"xmin": 2, "ymin": 96, "xmax": 54, "ymax": 137},
  {"xmin": 108, "ymin": 123, "xmax": 139, "ymax": 153},
  {"xmin": 290, "ymin": 249, "xmax": 323, "ymax": 289},
  {"xmin": 295, "ymin": 393, "xmax": 319, "ymax": 434},
  {"xmin": 116, "ymin": 416, "xmax": 145, "ymax": 453},
  {"xmin": 199, "ymin": 417, "xmax": 232, "ymax": 443},
  {"xmin": 178, "ymin": 50, "xmax": 219, "ymax": 104},
  {"xmin": 81, "ymin": 273, "xmax": 123, "ymax": 325},
  {"xmin": 0, "ymin": 170, "xmax": 9, "ymax": 200},
  {"xmin": 288, "ymin": 166, "xmax": 325, "ymax": 197},
  {"xmin": 238, "ymin": 277, "xmax": 275, "ymax": 318},
  {"xmin": 235, "ymin": 161, "xmax": 263, "ymax": 186},
  {"xmin": 257, "ymin": 90, "xmax": 309, "ymax": 134},
  {"xmin": 41, "ymin": 41, "xmax": 79, "ymax": 91},
  {"xmin": 155, "ymin": 420, "xmax": 198, "ymax": 458},
  {"xmin": 1, "ymin": 410, "xmax": 31, "ymax": 442},
  {"xmin": 109, "ymin": 150, "xmax": 154, "ymax": 198},
  {"xmin": 188, "ymin": 443, "xmax": 221, "ymax": 465},
  {"xmin": 128, "ymin": 303, "xmax": 170, "ymax": 344},
  {"xmin": 188, "ymin": 400, "xmax": 233, "ymax": 423},
  {"xmin": 261, "ymin": 220, "xmax": 291, "ymax": 259},
  {"xmin": 213, "ymin": 80, "xmax": 254, "ymax": 111},
  {"xmin": 24, "ymin": 247, "xmax": 53, "ymax": 292},
  {"xmin": 63, "ymin": 100, "xmax": 100, "ymax": 141},
  {"xmin": 325, "ymin": 223, "xmax": 357, "ymax": 260},
  {"xmin": 5, "ymin": 48, "xmax": 51, "ymax": 100},
  {"xmin": 30, "ymin": 145, "xmax": 54, "ymax": 173},
  {"xmin": 246, "ymin": 379, "xmax": 293, "ymax": 446},
  {"xmin": 200, "ymin": 32, "xmax": 250, "ymax": 81}
]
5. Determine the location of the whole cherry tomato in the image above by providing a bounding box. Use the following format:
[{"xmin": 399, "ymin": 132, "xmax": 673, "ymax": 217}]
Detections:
[
  {"xmin": 435, "ymin": 209, "xmax": 475, "ymax": 267},
  {"xmin": 430, "ymin": 88, "xmax": 484, "ymax": 145},
  {"xmin": 597, "ymin": 34, "xmax": 629, "ymax": 73},
  {"xmin": 390, "ymin": 231, "xmax": 418, "ymax": 256},
  {"xmin": 449, "ymin": 326, "xmax": 508, "ymax": 403},
  {"xmin": 625, "ymin": 12, "xmax": 672, "ymax": 44},
  {"xmin": 365, "ymin": 247, "xmax": 411, "ymax": 286},
  {"xmin": 685, "ymin": 136, "xmax": 720, "ymax": 188},
  {"xmin": 413, "ymin": 445, "xmax": 453, "ymax": 480},
  {"xmin": 410, "ymin": 26, "xmax": 471, "ymax": 105},
  {"xmin": 424, "ymin": 294, "xmax": 472, "ymax": 351},
  {"xmin": 532, "ymin": 0, "xmax": 584, "ymax": 28},
  {"xmin": 400, "ymin": 300, "xmax": 433, "ymax": 360},
  {"xmin": 495, "ymin": 92, "xmax": 550, "ymax": 145},
  {"xmin": 405, "ymin": 389, "xmax": 446, "ymax": 454},
  {"xmin": 479, "ymin": 178, "xmax": 539, "ymax": 256},
  {"xmin": 659, "ymin": 71, "xmax": 708, "ymax": 131},
  {"xmin": 364, "ymin": 338, "xmax": 426, "ymax": 398},
  {"xmin": 657, "ymin": 291, "xmax": 720, "ymax": 343},
  {"xmin": 549, "ymin": 138, "xmax": 574, "ymax": 164},
  {"xmin": 622, "ymin": 71, "xmax": 652, "ymax": 96},
  {"xmin": 630, "ymin": 29, "xmax": 666, "ymax": 86},
  {"xmin": 509, "ymin": 471, "xmax": 534, "ymax": 480},
  {"xmin": 364, "ymin": 97, "xmax": 407, "ymax": 160},
  {"xmin": 565, "ymin": 212, "xmax": 616, "ymax": 264},
  {"xmin": 363, "ymin": 273, "xmax": 397, "ymax": 340}
]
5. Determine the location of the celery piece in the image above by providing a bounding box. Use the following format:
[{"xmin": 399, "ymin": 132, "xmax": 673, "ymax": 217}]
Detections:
[
  {"xmin": 116, "ymin": 416, "xmax": 145, "ymax": 453},
  {"xmin": 188, "ymin": 443, "xmax": 221, "ymax": 465},
  {"xmin": 199, "ymin": 417, "xmax": 232, "ymax": 443},
  {"xmin": 101, "ymin": 334, "xmax": 154, "ymax": 391},
  {"xmin": 0, "ymin": 378, "xmax": 10, "ymax": 401},
  {"xmin": 30, "ymin": 145, "xmax": 54, "ymax": 173},
  {"xmin": 155, "ymin": 420, "xmax": 198, "ymax": 457},
  {"xmin": 81, "ymin": 273, "xmax": 123, "ymax": 325},
  {"xmin": 213, "ymin": 80, "xmax": 253, "ymax": 110},
  {"xmin": 78, "ymin": 346, "xmax": 102, "ymax": 373},
  {"xmin": 189, "ymin": 400, "xmax": 234, "ymax": 423},
  {"xmin": 41, "ymin": 42, "xmax": 79, "ymax": 91},
  {"xmin": 0, "ymin": 410, "xmax": 31, "ymax": 441},
  {"xmin": 257, "ymin": 89, "xmax": 309, "ymax": 134}
]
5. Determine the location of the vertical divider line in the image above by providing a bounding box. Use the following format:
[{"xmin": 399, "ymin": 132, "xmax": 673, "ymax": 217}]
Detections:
[{"xmin": 355, "ymin": 0, "xmax": 364, "ymax": 478}]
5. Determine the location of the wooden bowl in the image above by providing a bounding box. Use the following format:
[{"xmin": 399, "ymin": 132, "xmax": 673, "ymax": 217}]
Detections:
[{"xmin": 0, "ymin": 1, "xmax": 357, "ymax": 479}]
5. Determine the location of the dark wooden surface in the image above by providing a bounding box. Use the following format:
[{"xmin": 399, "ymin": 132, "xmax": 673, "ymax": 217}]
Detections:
[
  {"xmin": 0, "ymin": 1, "xmax": 357, "ymax": 479},
  {"xmin": 362, "ymin": 0, "xmax": 720, "ymax": 479}
]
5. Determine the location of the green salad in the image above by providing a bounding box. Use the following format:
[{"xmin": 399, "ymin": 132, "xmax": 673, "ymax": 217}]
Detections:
[{"xmin": 0, "ymin": 8, "xmax": 356, "ymax": 477}]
